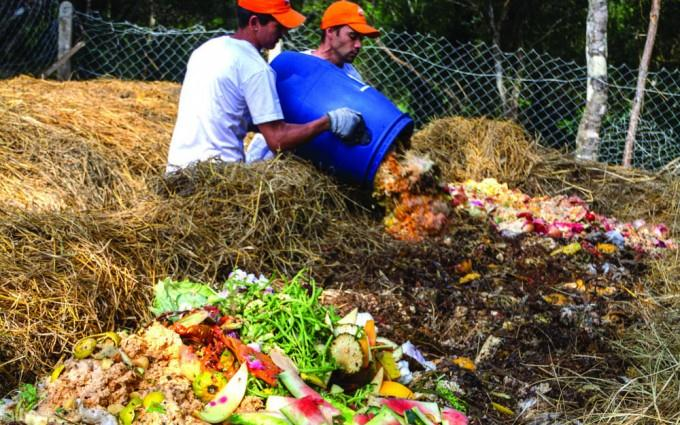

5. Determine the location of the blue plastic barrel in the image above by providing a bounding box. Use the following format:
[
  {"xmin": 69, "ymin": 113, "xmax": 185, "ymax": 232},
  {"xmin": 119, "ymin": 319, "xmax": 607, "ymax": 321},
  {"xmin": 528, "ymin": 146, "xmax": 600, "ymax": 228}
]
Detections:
[{"xmin": 270, "ymin": 51, "xmax": 414, "ymax": 188}]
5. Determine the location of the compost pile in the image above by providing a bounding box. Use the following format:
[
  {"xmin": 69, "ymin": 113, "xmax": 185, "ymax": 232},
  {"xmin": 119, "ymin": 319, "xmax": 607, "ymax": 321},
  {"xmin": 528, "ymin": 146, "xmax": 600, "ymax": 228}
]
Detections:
[
  {"xmin": 375, "ymin": 151, "xmax": 675, "ymax": 253},
  {"xmin": 1, "ymin": 77, "xmax": 679, "ymax": 424},
  {"xmin": 2, "ymin": 271, "xmax": 468, "ymax": 425}
]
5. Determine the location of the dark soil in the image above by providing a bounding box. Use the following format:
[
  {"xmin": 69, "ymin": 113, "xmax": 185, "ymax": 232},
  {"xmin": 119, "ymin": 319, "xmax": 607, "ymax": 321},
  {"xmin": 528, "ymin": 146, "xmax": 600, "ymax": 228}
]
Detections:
[{"xmin": 321, "ymin": 215, "xmax": 643, "ymax": 424}]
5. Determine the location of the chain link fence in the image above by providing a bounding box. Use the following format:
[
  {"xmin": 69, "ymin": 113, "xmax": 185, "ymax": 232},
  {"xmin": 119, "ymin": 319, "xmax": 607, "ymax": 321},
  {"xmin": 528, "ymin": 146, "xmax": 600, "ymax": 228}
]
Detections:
[
  {"xmin": 2, "ymin": 0, "xmax": 679, "ymax": 171},
  {"xmin": 0, "ymin": 0, "xmax": 59, "ymax": 78}
]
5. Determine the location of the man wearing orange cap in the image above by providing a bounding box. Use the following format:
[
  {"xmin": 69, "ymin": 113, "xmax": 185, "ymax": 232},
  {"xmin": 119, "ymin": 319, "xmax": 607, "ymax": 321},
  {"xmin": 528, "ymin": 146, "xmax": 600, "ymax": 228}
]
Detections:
[
  {"xmin": 167, "ymin": 0, "xmax": 365, "ymax": 172},
  {"xmin": 311, "ymin": 1, "xmax": 380, "ymax": 82},
  {"xmin": 246, "ymin": 1, "xmax": 379, "ymax": 162}
]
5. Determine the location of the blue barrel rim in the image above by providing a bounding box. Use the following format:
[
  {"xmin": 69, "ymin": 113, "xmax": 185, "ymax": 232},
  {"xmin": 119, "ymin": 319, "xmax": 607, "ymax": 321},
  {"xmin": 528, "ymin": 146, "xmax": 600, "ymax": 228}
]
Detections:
[{"xmin": 363, "ymin": 114, "xmax": 414, "ymax": 188}]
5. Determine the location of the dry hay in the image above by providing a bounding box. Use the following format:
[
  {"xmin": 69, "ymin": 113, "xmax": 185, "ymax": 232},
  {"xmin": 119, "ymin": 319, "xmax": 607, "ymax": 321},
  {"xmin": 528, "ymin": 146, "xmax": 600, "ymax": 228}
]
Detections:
[
  {"xmin": 410, "ymin": 116, "xmax": 541, "ymax": 184},
  {"xmin": 0, "ymin": 76, "xmax": 177, "ymax": 211},
  {"xmin": 0, "ymin": 76, "xmax": 176, "ymax": 173},
  {"xmin": 410, "ymin": 116, "xmax": 679, "ymax": 236}
]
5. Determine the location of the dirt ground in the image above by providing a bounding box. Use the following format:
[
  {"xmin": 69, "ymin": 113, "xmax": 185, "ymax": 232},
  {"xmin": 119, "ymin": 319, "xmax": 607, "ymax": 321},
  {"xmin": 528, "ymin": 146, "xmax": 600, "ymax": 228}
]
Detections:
[{"xmin": 322, "ymin": 213, "xmax": 646, "ymax": 423}]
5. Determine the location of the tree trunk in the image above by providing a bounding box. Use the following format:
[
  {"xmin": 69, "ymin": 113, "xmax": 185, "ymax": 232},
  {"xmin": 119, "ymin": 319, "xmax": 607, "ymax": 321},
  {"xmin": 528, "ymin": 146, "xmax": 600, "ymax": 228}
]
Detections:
[
  {"xmin": 149, "ymin": 0, "xmax": 157, "ymax": 27},
  {"xmin": 487, "ymin": 0, "xmax": 518, "ymax": 120},
  {"xmin": 622, "ymin": 0, "xmax": 661, "ymax": 168},
  {"xmin": 574, "ymin": 0, "xmax": 608, "ymax": 162}
]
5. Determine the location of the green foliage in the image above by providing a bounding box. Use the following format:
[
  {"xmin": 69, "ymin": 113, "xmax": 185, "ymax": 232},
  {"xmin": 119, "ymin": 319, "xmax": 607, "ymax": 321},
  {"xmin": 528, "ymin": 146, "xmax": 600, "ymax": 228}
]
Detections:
[
  {"xmin": 74, "ymin": 0, "xmax": 680, "ymax": 68},
  {"xmin": 14, "ymin": 383, "xmax": 40, "ymax": 417},
  {"xmin": 323, "ymin": 383, "xmax": 375, "ymax": 408},
  {"xmin": 239, "ymin": 271, "xmax": 339, "ymax": 374},
  {"xmin": 435, "ymin": 379, "xmax": 467, "ymax": 414}
]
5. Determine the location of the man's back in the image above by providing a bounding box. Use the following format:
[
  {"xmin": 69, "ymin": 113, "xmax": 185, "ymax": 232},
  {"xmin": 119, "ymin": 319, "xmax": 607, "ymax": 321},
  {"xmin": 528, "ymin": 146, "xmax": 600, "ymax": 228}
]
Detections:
[{"xmin": 167, "ymin": 36, "xmax": 282, "ymax": 171}]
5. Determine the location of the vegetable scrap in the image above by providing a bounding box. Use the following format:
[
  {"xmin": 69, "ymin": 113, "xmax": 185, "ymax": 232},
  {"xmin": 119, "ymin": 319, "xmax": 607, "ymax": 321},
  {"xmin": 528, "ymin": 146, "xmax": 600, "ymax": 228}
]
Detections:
[
  {"xmin": 0, "ymin": 270, "xmax": 468, "ymax": 425},
  {"xmin": 447, "ymin": 178, "xmax": 675, "ymax": 253},
  {"xmin": 373, "ymin": 152, "xmax": 451, "ymax": 242},
  {"xmin": 374, "ymin": 153, "xmax": 676, "ymax": 255}
]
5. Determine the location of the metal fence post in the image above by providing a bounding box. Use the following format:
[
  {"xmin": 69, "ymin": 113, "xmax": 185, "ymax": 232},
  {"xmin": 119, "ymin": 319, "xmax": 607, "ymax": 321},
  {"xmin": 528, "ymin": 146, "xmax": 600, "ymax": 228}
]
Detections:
[{"xmin": 58, "ymin": 1, "xmax": 74, "ymax": 80}]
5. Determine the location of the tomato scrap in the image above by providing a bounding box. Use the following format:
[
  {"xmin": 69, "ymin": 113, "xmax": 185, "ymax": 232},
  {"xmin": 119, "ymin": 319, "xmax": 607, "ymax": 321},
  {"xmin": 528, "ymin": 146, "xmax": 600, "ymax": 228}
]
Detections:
[
  {"xmin": 169, "ymin": 322, "xmax": 280, "ymax": 385},
  {"xmin": 220, "ymin": 335, "xmax": 281, "ymax": 386}
]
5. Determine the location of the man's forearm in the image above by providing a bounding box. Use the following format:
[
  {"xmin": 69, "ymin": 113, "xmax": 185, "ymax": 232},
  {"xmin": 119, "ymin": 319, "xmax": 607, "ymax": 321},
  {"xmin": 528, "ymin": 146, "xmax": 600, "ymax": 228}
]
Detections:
[{"xmin": 258, "ymin": 116, "xmax": 331, "ymax": 152}]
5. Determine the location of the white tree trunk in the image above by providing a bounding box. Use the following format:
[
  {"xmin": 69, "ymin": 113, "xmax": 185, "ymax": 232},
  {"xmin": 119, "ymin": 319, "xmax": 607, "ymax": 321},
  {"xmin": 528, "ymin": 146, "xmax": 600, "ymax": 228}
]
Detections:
[
  {"xmin": 149, "ymin": 0, "xmax": 157, "ymax": 27},
  {"xmin": 622, "ymin": 0, "xmax": 661, "ymax": 168},
  {"xmin": 487, "ymin": 0, "xmax": 519, "ymax": 120},
  {"xmin": 575, "ymin": 0, "xmax": 608, "ymax": 162}
]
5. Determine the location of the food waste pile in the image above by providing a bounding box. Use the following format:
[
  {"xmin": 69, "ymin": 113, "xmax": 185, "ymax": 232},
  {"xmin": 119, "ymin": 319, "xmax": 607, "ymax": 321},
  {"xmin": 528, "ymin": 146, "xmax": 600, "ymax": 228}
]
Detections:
[
  {"xmin": 0, "ymin": 271, "xmax": 468, "ymax": 425},
  {"xmin": 375, "ymin": 152, "xmax": 675, "ymax": 252},
  {"xmin": 1, "ymin": 151, "xmax": 676, "ymax": 424},
  {"xmin": 349, "ymin": 152, "xmax": 677, "ymax": 421}
]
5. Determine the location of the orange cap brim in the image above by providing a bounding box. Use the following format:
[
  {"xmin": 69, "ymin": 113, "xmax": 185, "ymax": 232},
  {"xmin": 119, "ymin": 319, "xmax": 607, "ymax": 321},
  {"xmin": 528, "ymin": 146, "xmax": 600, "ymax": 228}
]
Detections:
[
  {"xmin": 272, "ymin": 9, "xmax": 306, "ymax": 29},
  {"xmin": 348, "ymin": 22, "xmax": 380, "ymax": 38}
]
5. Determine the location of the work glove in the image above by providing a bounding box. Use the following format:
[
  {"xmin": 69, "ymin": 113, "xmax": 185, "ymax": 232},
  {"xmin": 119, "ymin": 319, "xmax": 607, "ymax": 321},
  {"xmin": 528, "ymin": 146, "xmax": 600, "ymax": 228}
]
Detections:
[{"xmin": 327, "ymin": 107, "xmax": 368, "ymax": 144}]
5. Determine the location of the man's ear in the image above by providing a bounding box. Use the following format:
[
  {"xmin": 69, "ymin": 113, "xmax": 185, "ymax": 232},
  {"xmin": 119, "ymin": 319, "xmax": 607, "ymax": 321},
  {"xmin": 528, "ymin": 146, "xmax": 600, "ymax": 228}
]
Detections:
[{"xmin": 248, "ymin": 15, "xmax": 260, "ymax": 30}]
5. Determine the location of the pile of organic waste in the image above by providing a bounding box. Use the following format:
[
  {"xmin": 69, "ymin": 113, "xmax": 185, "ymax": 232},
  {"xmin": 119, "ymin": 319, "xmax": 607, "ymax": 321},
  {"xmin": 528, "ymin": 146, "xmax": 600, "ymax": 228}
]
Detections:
[
  {"xmin": 3, "ymin": 78, "xmax": 680, "ymax": 423},
  {"xmin": 364, "ymin": 151, "xmax": 678, "ymax": 421},
  {"xmin": 0, "ymin": 270, "xmax": 468, "ymax": 425},
  {"xmin": 374, "ymin": 152, "xmax": 676, "ymax": 254},
  {"xmin": 373, "ymin": 152, "xmax": 451, "ymax": 242}
]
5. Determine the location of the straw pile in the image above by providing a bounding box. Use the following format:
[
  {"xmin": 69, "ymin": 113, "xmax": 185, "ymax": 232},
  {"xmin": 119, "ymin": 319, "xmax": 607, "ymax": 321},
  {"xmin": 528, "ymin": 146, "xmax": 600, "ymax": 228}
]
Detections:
[
  {"xmin": 409, "ymin": 116, "xmax": 679, "ymax": 235},
  {"xmin": 0, "ymin": 76, "xmax": 177, "ymax": 212},
  {"xmin": 0, "ymin": 77, "xmax": 393, "ymax": 393},
  {"xmin": 409, "ymin": 116, "xmax": 541, "ymax": 185}
]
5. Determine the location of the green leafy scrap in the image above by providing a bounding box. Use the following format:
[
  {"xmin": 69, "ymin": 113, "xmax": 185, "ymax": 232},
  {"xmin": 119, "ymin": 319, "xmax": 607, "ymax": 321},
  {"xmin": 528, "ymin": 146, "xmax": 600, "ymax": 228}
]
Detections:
[
  {"xmin": 15, "ymin": 383, "xmax": 40, "ymax": 416},
  {"xmin": 435, "ymin": 379, "xmax": 467, "ymax": 413},
  {"xmin": 150, "ymin": 277, "xmax": 219, "ymax": 316},
  {"xmin": 239, "ymin": 271, "xmax": 339, "ymax": 375}
]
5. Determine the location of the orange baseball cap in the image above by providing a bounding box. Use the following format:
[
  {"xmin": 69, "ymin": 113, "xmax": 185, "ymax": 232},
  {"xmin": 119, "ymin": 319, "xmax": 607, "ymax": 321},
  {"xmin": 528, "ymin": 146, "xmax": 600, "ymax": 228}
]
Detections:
[
  {"xmin": 321, "ymin": 1, "xmax": 380, "ymax": 37},
  {"xmin": 238, "ymin": 0, "xmax": 306, "ymax": 29}
]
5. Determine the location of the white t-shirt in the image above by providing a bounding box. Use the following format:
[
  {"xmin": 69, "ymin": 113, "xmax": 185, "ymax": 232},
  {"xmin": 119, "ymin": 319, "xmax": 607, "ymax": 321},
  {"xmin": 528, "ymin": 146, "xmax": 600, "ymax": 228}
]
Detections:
[
  {"xmin": 167, "ymin": 36, "xmax": 284, "ymax": 172},
  {"xmin": 245, "ymin": 50, "xmax": 364, "ymax": 163}
]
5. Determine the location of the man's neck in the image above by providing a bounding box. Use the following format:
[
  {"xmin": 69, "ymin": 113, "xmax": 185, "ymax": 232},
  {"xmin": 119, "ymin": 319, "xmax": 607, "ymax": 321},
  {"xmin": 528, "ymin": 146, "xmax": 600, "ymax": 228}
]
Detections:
[
  {"xmin": 232, "ymin": 29, "xmax": 260, "ymax": 50},
  {"xmin": 312, "ymin": 45, "xmax": 342, "ymax": 67}
]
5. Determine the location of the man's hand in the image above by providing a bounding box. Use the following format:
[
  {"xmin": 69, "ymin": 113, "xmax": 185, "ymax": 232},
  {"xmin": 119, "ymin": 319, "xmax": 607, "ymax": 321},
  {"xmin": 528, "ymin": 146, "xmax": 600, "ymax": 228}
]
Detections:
[{"xmin": 327, "ymin": 107, "xmax": 366, "ymax": 141}]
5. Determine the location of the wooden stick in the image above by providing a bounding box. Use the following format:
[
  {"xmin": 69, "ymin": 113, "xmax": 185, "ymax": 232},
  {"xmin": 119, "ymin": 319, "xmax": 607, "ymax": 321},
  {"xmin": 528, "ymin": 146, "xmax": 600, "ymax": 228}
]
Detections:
[
  {"xmin": 43, "ymin": 41, "xmax": 86, "ymax": 79},
  {"xmin": 623, "ymin": 0, "xmax": 661, "ymax": 167}
]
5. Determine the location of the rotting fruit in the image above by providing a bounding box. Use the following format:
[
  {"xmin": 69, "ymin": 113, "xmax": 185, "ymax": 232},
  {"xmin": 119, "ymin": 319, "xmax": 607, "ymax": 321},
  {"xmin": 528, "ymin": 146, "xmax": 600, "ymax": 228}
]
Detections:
[
  {"xmin": 192, "ymin": 370, "xmax": 228, "ymax": 402},
  {"xmin": 73, "ymin": 337, "xmax": 97, "ymax": 359},
  {"xmin": 142, "ymin": 391, "xmax": 165, "ymax": 408}
]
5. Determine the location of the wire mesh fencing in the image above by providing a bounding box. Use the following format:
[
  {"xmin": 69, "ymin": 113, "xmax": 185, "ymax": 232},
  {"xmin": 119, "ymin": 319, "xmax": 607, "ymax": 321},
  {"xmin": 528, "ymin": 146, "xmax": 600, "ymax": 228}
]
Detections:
[
  {"xmin": 1, "ymin": 0, "xmax": 679, "ymax": 171},
  {"xmin": 73, "ymin": 12, "xmax": 231, "ymax": 80},
  {"xmin": 0, "ymin": 0, "xmax": 59, "ymax": 78}
]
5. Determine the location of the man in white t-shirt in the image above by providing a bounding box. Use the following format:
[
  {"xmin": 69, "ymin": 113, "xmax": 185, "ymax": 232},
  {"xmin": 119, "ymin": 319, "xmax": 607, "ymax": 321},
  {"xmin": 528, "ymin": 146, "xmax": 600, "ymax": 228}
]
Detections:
[
  {"xmin": 246, "ymin": 1, "xmax": 379, "ymax": 163},
  {"xmin": 167, "ymin": 0, "xmax": 365, "ymax": 172}
]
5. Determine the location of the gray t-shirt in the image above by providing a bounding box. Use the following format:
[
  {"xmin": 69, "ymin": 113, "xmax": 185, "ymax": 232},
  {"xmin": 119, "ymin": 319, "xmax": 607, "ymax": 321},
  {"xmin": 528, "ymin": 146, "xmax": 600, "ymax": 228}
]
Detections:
[{"xmin": 302, "ymin": 49, "xmax": 364, "ymax": 82}]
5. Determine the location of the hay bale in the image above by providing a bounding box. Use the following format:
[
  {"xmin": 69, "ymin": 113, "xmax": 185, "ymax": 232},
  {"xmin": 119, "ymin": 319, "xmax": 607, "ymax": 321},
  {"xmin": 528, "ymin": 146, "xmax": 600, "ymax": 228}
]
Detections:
[
  {"xmin": 410, "ymin": 116, "xmax": 541, "ymax": 184},
  {"xmin": 0, "ymin": 76, "xmax": 176, "ymax": 173},
  {"xmin": 0, "ymin": 76, "xmax": 176, "ymax": 212}
]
